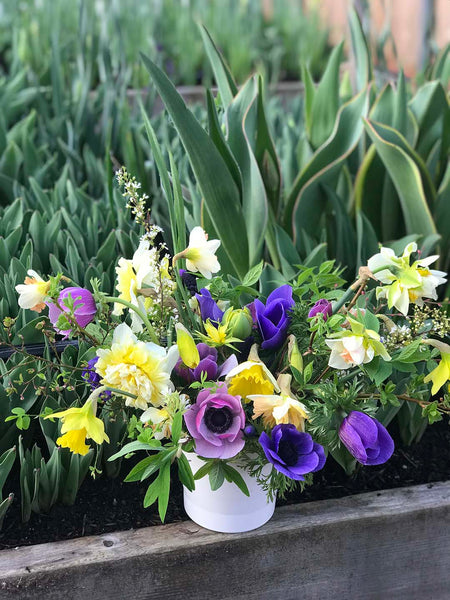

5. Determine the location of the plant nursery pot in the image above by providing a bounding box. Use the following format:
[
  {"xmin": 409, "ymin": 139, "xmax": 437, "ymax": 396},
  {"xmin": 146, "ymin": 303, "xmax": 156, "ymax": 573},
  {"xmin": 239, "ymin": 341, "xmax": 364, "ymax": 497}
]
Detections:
[{"xmin": 183, "ymin": 452, "xmax": 276, "ymax": 533}]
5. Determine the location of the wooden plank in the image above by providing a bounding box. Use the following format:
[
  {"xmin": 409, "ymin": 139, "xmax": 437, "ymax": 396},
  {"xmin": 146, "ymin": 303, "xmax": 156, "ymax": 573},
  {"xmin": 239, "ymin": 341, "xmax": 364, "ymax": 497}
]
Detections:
[{"xmin": 0, "ymin": 481, "xmax": 449, "ymax": 599}]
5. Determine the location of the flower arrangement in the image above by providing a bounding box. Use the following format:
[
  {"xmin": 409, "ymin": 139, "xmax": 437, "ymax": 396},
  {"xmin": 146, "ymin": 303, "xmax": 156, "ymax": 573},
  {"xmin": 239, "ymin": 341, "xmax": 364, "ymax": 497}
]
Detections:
[{"xmin": 11, "ymin": 170, "xmax": 450, "ymax": 525}]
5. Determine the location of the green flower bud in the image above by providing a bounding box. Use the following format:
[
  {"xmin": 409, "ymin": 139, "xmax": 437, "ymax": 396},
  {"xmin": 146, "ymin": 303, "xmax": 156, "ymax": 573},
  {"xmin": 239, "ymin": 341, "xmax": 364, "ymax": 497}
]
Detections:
[{"xmin": 225, "ymin": 308, "xmax": 253, "ymax": 340}]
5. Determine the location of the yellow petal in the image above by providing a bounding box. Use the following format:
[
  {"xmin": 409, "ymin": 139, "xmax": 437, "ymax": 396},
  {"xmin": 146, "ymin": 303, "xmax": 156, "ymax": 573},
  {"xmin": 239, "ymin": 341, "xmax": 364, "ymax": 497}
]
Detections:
[
  {"xmin": 424, "ymin": 357, "xmax": 450, "ymax": 396},
  {"xmin": 176, "ymin": 323, "xmax": 200, "ymax": 368},
  {"xmin": 57, "ymin": 429, "xmax": 90, "ymax": 455}
]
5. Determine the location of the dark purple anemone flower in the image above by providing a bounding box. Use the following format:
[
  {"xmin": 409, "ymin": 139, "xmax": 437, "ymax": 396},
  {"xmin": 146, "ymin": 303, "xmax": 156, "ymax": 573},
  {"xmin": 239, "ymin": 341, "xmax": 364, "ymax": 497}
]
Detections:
[
  {"xmin": 308, "ymin": 298, "xmax": 332, "ymax": 320},
  {"xmin": 259, "ymin": 424, "xmax": 326, "ymax": 480},
  {"xmin": 195, "ymin": 288, "xmax": 224, "ymax": 324},
  {"xmin": 339, "ymin": 412, "xmax": 394, "ymax": 466},
  {"xmin": 178, "ymin": 269, "xmax": 198, "ymax": 296},
  {"xmin": 174, "ymin": 343, "xmax": 237, "ymax": 384},
  {"xmin": 82, "ymin": 357, "xmax": 111, "ymax": 399},
  {"xmin": 254, "ymin": 285, "xmax": 295, "ymax": 350}
]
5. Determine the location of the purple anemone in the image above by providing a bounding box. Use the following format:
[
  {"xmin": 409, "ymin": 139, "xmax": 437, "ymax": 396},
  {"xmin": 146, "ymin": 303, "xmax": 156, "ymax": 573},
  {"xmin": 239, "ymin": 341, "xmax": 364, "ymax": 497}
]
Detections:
[
  {"xmin": 259, "ymin": 424, "xmax": 326, "ymax": 480},
  {"xmin": 339, "ymin": 411, "xmax": 394, "ymax": 466},
  {"xmin": 184, "ymin": 384, "xmax": 245, "ymax": 459},
  {"xmin": 254, "ymin": 285, "xmax": 295, "ymax": 350}
]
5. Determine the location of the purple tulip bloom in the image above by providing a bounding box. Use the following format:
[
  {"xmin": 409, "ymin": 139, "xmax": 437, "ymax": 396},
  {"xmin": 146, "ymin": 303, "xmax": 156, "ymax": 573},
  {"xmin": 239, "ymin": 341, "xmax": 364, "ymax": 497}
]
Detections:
[
  {"xmin": 308, "ymin": 298, "xmax": 332, "ymax": 320},
  {"xmin": 184, "ymin": 384, "xmax": 245, "ymax": 459},
  {"xmin": 195, "ymin": 288, "xmax": 224, "ymax": 324},
  {"xmin": 339, "ymin": 411, "xmax": 394, "ymax": 466},
  {"xmin": 48, "ymin": 287, "xmax": 97, "ymax": 338},
  {"xmin": 254, "ymin": 285, "xmax": 295, "ymax": 350},
  {"xmin": 259, "ymin": 424, "xmax": 326, "ymax": 480}
]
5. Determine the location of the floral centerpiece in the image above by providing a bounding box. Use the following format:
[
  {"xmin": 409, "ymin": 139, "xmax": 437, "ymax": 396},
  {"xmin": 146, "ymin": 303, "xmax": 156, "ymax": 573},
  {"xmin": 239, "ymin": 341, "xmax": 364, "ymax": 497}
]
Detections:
[{"xmin": 12, "ymin": 169, "xmax": 450, "ymax": 533}]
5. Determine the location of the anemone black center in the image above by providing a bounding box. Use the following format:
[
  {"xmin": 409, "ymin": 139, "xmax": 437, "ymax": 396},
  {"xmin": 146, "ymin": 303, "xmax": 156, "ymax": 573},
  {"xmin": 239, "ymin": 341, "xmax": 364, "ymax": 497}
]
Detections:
[
  {"xmin": 204, "ymin": 407, "xmax": 233, "ymax": 434},
  {"xmin": 277, "ymin": 440, "xmax": 298, "ymax": 466}
]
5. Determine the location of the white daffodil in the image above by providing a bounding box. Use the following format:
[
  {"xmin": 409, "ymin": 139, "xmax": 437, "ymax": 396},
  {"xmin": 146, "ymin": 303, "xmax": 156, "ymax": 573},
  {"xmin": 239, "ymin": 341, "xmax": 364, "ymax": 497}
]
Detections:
[
  {"xmin": 113, "ymin": 240, "xmax": 174, "ymax": 332},
  {"xmin": 177, "ymin": 226, "xmax": 220, "ymax": 279},
  {"xmin": 15, "ymin": 270, "xmax": 51, "ymax": 312},
  {"xmin": 368, "ymin": 242, "xmax": 447, "ymax": 316}
]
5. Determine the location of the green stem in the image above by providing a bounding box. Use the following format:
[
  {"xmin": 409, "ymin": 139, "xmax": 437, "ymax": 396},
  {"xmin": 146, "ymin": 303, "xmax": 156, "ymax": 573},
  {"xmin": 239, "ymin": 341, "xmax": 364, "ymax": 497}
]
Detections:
[{"xmin": 104, "ymin": 297, "xmax": 159, "ymax": 344}]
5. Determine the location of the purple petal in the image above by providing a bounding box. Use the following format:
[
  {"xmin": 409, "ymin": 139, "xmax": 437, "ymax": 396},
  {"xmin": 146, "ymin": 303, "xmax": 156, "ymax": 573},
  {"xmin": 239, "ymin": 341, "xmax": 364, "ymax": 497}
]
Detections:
[{"xmin": 339, "ymin": 420, "xmax": 368, "ymax": 463}]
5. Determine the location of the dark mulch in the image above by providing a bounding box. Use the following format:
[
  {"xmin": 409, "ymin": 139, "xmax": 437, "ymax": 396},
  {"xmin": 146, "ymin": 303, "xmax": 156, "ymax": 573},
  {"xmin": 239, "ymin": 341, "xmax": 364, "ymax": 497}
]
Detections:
[{"xmin": 0, "ymin": 419, "xmax": 449, "ymax": 549}]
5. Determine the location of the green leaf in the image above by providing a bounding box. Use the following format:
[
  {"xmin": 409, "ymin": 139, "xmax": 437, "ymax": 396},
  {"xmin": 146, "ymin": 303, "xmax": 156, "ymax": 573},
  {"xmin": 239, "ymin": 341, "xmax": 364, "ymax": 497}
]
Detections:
[
  {"xmin": 348, "ymin": 8, "xmax": 373, "ymax": 92},
  {"xmin": 199, "ymin": 25, "xmax": 237, "ymax": 108},
  {"xmin": 309, "ymin": 42, "xmax": 343, "ymax": 149},
  {"xmin": 193, "ymin": 459, "xmax": 213, "ymax": 480},
  {"xmin": 177, "ymin": 453, "xmax": 195, "ymax": 491},
  {"xmin": 124, "ymin": 455, "xmax": 161, "ymax": 482},
  {"xmin": 157, "ymin": 461, "xmax": 171, "ymax": 522},
  {"xmin": 171, "ymin": 411, "xmax": 182, "ymax": 445},
  {"xmin": 208, "ymin": 460, "xmax": 225, "ymax": 491},
  {"xmin": 364, "ymin": 119, "xmax": 437, "ymax": 239},
  {"xmin": 140, "ymin": 53, "xmax": 248, "ymax": 279},
  {"xmin": 222, "ymin": 463, "xmax": 250, "ymax": 496},
  {"xmin": 242, "ymin": 260, "xmax": 264, "ymax": 287},
  {"xmin": 108, "ymin": 440, "xmax": 162, "ymax": 462},
  {"xmin": 287, "ymin": 89, "xmax": 369, "ymax": 250}
]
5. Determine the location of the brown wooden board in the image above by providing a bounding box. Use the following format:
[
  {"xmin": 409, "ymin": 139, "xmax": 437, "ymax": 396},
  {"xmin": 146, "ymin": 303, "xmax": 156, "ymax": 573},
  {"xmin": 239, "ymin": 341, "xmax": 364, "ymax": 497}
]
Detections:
[{"xmin": 0, "ymin": 481, "xmax": 449, "ymax": 599}]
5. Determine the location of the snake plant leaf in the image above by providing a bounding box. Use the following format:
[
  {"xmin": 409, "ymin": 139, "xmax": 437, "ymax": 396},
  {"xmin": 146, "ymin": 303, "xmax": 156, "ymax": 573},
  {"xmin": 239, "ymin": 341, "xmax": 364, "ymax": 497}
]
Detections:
[
  {"xmin": 348, "ymin": 8, "xmax": 373, "ymax": 93},
  {"xmin": 364, "ymin": 119, "xmax": 437, "ymax": 238},
  {"xmin": 308, "ymin": 42, "xmax": 343, "ymax": 150},
  {"xmin": 356, "ymin": 211, "xmax": 379, "ymax": 270},
  {"xmin": 436, "ymin": 162, "xmax": 450, "ymax": 272},
  {"xmin": 430, "ymin": 44, "xmax": 450, "ymax": 88},
  {"xmin": 288, "ymin": 88, "xmax": 369, "ymax": 246},
  {"xmin": 409, "ymin": 81, "xmax": 450, "ymax": 164},
  {"xmin": 199, "ymin": 24, "xmax": 238, "ymax": 108},
  {"xmin": 140, "ymin": 53, "xmax": 248, "ymax": 279},
  {"xmin": 226, "ymin": 77, "xmax": 268, "ymax": 268}
]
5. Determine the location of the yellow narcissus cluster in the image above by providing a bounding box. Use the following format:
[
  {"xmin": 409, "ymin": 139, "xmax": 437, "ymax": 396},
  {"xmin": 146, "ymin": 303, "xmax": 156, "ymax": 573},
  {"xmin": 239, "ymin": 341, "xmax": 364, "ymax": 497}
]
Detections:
[{"xmin": 95, "ymin": 323, "xmax": 179, "ymax": 410}]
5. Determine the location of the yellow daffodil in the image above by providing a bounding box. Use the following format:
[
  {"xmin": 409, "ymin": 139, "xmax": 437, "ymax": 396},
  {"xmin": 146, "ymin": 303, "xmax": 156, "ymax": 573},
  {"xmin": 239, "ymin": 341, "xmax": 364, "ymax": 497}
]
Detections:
[
  {"xmin": 173, "ymin": 226, "xmax": 220, "ymax": 279},
  {"xmin": 423, "ymin": 340, "xmax": 450, "ymax": 396},
  {"xmin": 368, "ymin": 242, "xmax": 447, "ymax": 316},
  {"xmin": 15, "ymin": 270, "xmax": 51, "ymax": 312},
  {"xmin": 95, "ymin": 323, "xmax": 179, "ymax": 410},
  {"xmin": 226, "ymin": 344, "xmax": 279, "ymax": 399},
  {"xmin": 44, "ymin": 396, "xmax": 109, "ymax": 456},
  {"xmin": 248, "ymin": 374, "xmax": 308, "ymax": 430},
  {"xmin": 176, "ymin": 323, "xmax": 200, "ymax": 368}
]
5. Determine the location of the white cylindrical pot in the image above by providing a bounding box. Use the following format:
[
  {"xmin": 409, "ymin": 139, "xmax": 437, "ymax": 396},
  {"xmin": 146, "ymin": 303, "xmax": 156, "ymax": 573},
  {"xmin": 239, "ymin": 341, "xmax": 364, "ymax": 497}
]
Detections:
[{"xmin": 183, "ymin": 452, "xmax": 276, "ymax": 533}]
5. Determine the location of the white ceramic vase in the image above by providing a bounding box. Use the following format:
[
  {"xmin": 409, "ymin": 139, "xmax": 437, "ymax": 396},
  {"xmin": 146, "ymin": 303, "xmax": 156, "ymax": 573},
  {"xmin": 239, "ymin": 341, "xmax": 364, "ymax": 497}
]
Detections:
[{"xmin": 183, "ymin": 452, "xmax": 276, "ymax": 533}]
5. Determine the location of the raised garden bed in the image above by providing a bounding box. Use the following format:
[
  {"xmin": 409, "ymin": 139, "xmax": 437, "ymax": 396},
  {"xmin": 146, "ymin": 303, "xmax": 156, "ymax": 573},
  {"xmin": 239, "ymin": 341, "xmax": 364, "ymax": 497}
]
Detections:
[{"xmin": 0, "ymin": 481, "xmax": 449, "ymax": 599}]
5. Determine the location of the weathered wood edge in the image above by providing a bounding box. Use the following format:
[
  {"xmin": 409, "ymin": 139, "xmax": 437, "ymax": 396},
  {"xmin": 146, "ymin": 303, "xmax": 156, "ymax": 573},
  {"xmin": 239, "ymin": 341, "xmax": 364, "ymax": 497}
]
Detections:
[{"xmin": 0, "ymin": 482, "xmax": 450, "ymax": 589}]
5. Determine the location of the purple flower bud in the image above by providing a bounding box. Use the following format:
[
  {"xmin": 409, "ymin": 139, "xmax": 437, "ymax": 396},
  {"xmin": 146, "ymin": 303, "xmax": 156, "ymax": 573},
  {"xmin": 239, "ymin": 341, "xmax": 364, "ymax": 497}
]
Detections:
[
  {"xmin": 195, "ymin": 288, "xmax": 224, "ymax": 325},
  {"xmin": 308, "ymin": 299, "xmax": 332, "ymax": 320},
  {"xmin": 254, "ymin": 285, "xmax": 295, "ymax": 350},
  {"xmin": 259, "ymin": 424, "xmax": 326, "ymax": 480},
  {"xmin": 339, "ymin": 411, "xmax": 394, "ymax": 466},
  {"xmin": 244, "ymin": 425, "xmax": 256, "ymax": 436},
  {"xmin": 48, "ymin": 287, "xmax": 97, "ymax": 338}
]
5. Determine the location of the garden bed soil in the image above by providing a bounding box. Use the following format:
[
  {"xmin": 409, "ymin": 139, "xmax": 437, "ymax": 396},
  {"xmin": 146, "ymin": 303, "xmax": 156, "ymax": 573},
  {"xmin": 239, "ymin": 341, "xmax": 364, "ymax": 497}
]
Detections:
[{"xmin": 0, "ymin": 419, "xmax": 449, "ymax": 549}]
